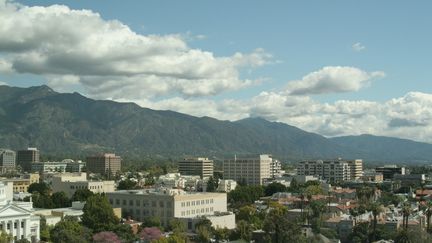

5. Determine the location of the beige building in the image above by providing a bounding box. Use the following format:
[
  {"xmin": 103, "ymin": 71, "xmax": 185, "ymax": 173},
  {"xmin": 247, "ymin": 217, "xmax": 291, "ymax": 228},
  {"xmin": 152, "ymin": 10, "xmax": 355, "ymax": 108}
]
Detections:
[
  {"xmin": 347, "ymin": 159, "xmax": 363, "ymax": 180},
  {"xmin": 51, "ymin": 172, "xmax": 115, "ymax": 197},
  {"xmin": 86, "ymin": 153, "xmax": 121, "ymax": 176},
  {"xmin": 223, "ymin": 154, "xmax": 272, "ymax": 185},
  {"xmin": 2, "ymin": 173, "xmax": 40, "ymax": 193},
  {"xmin": 178, "ymin": 157, "xmax": 214, "ymax": 179},
  {"xmin": 106, "ymin": 188, "xmax": 229, "ymax": 227},
  {"xmin": 297, "ymin": 159, "xmax": 363, "ymax": 183}
]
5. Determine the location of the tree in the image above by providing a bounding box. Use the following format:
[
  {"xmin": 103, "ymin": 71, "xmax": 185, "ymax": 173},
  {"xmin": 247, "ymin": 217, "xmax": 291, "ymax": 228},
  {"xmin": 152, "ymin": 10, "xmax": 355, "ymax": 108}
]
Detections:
[
  {"xmin": 142, "ymin": 216, "xmax": 162, "ymax": 229},
  {"xmin": 348, "ymin": 222, "xmax": 370, "ymax": 243},
  {"xmin": 0, "ymin": 231, "xmax": 12, "ymax": 243},
  {"xmin": 289, "ymin": 178, "xmax": 300, "ymax": 192},
  {"xmin": 206, "ymin": 176, "xmax": 218, "ymax": 192},
  {"xmin": 117, "ymin": 179, "xmax": 138, "ymax": 190},
  {"xmin": 50, "ymin": 216, "xmax": 91, "ymax": 243},
  {"xmin": 28, "ymin": 182, "xmax": 50, "ymax": 195},
  {"xmin": 264, "ymin": 182, "xmax": 287, "ymax": 196},
  {"xmin": 213, "ymin": 227, "xmax": 230, "ymax": 243},
  {"xmin": 111, "ymin": 224, "xmax": 137, "ymax": 242},
  {"xmin": 140, "ymin": 227, "xmax": 163, "ymax": 242},
  {"xmin": 263, "ymin": 207, "xmax": 306, "ymax": 243},
  {"xmin": 194, "ymin": 216, "xmax": 212, "ymax": 231},
  {"xmin": 93, "ymin": 231, "xmax": 121, "ymax": 243},
  {"xmin": 235, "ymin": 220, "xmax": 253, "ymax": 242},
  {"xmin": 15, "ymin": 239, "xmax": 30, "ymax": 243},
  {"xmin": 71, "ymin": 188, "xmax": 94, "ymax": 202},
  {"xmin": 426, "ymin": 201, "xmax": 432, "ymax": 232},
  {"xmin": 31, "ymin": 192, "xmax": 54, "ymax": 208},
  {"xmin": 168, "ymin": 219, "xmax": 186, "ymax": 233},
  {"xmin": 368, "ymin": 202, "xmax": 383, "ymax": 241},
  {"xmin": 81, "ymin": 194, "xmax": 119, "ymax": 232},
  {"xmin": 52, "ymin": 191, "xmax": 71, "ymax": 208},
  {"xmin": 196, "ymin": 226, "xmax": 212, "ymax": 243},
  {"xmin": 402, "ymin": 203, "xmax": 411, "ymax": 230},
  {"xmin": 40, "ymin": 215, "xmax": 52, "ymax": 242}
]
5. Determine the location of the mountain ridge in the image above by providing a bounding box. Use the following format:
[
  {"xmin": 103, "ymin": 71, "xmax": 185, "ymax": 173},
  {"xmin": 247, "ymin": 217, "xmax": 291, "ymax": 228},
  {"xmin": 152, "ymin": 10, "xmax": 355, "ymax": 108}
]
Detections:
[{"xmin": 1, "ymin": 85, "xmax": 432, "ymax": 163}]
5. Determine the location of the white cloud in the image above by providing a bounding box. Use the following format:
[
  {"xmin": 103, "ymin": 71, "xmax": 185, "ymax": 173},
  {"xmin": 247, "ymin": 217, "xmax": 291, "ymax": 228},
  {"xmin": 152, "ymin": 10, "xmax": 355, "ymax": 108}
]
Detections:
[
  {"xmin": 0, "ymin": 58, "xmax": 13, "ymax": 73},
  {"xmin": 0, "ymin": 1, "xmax": 271, "ymax": 98},
  {"xmin": 285, "ymin": 66, "xmax": 385, "ymax": 95},
  {"xmin": 352, "ymin": 42, "xmax": 366, "ymax": 52}
]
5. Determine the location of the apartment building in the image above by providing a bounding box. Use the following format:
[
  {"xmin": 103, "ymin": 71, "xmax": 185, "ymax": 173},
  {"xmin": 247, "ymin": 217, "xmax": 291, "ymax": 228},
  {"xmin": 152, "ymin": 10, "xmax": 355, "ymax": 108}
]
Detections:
[
  {"xmin": 106, "ymin": 188, "xmax": 229, "ymax": 227},
  {"xmin": 0, "ymin": 149, "xmax": 16, "ymax": 172},
  {"xmin": 297, "ymin": 159, "xmax": 363, "ymax": 183},
  {"xmin": 51, "ymin": 172, "xmax": 115, "ymax": 197},
  {"xmin": 178, "ymin": 157, "xmax": 214, "ymax": 179},
  {"xmin": 86, "ymin": 153, "xmax": 121, "ymax": 176},
  {"xmin": 223, "ymin": 154, "xmax": 272, "ymax": 185}
]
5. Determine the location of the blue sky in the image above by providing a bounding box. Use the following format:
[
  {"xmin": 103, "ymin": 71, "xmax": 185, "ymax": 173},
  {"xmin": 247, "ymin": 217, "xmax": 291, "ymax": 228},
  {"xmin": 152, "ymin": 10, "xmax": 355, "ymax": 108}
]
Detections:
[{"xmin": 1, "ymin": 0, "xmax": 432, "ymax": 142}]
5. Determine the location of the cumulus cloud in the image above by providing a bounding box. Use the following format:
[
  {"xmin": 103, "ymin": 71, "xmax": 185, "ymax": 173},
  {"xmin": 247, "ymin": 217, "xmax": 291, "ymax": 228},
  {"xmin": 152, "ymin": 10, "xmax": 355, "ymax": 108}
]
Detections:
[
  {"xmin": 285, "ymin": 66, "xmax": 385, "ymax": 95},
  {"xmin": 352, "ymin": 42, "xmax": 366, "ymax": 52},
  {"xmin": 0, "ymin": 1, "xmax": 271, "ymax": 98}
]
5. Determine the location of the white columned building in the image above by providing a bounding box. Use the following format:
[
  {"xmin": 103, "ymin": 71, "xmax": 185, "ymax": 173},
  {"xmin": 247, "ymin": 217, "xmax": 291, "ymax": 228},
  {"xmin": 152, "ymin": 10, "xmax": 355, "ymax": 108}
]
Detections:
[{"xmin": 0, "ymin": 181, "xmax": 40, "ymax": 242}]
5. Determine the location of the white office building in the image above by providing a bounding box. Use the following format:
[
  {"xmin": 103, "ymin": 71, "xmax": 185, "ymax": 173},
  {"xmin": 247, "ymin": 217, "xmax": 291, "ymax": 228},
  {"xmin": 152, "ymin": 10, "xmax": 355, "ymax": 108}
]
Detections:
[
  {"xmin": 51, "ymin": 172, "xmax": 115, "ymax": 197},
  {"xmin": 106, "ymin": 188, "xmax": 233, "ymax": 228}
]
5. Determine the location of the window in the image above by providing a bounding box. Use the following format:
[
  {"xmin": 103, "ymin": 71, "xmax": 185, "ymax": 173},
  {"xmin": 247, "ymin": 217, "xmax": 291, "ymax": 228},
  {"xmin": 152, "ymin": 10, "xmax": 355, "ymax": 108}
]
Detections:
[
  {"xmin": 21, "ymin": 222, "xmax": 24, "ymax": 228},
  {"xmin": 136, "ymin": 200, "xmax": 140, "ymax": 206},
  {"xmin": 192, "ymin": 201, "xmax": 195, "ymax": 206},
  {"xmin": 152, "ymin": 201, "xmax": 157, "ymax": 207},
  {"xmin": 123, "ymin": 199, "xmax": 127, "ymax": 205},
  {"xmin": 210, "ymin": 199, "xmax": 213, "ymax": 203},
  {"xmin": 196, "ymin": 200, "xmax": 200, "ymax": 205},
  {"xmin": 201, "ymin": 200, "xmax": 204, "ymax": 204},
  {"xmin": 116, "ymin": 199, "xmax": 120, "ymax": 205},
  {"xmin": 7, "ymin": 223, "xmax": 10, "ymax": 230},
  {"xmin": 159, "ymin": 201, "xmax": 164, "ymax": 208},
  {"xmin": 129, "ymin": 200, "xmax": 133, "ymax": 206},
  {"xmin": 186, "ymin": 201, "xmax": 190, "ymax": 206},
  {"xmin": 109, "ymin": 199, "xmax": 113, "ymax": 204}
]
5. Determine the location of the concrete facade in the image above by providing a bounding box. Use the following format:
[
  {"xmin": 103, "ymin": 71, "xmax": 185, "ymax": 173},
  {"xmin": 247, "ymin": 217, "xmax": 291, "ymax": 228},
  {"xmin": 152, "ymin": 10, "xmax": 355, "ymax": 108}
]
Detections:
[
  {"xmin": 106, "ymin": 188, "xmax": 228, "ymax": 227},
  {"xmin": 51, "ymin": 172, "xmax": 115, "ymax": 197},
  {"xmin": 86, "ymin": 153, "xmax": 121, "ymax": 176},
  {"xmin": 223, "ymin": 154, "xmax": 272, "ymax": 185}
]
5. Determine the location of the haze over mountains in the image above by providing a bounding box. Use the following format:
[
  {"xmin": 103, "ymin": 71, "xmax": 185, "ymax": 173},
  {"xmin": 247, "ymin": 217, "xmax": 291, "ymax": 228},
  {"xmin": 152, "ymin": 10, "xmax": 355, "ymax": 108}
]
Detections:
[{"xmin": 1, "ymin": 85, "xmax": 431, "ymax": 163}]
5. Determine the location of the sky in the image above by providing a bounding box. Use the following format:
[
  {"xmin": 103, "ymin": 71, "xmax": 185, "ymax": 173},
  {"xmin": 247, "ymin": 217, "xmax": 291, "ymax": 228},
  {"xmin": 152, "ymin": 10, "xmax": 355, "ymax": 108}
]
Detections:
[{"xmin": 1, "ymin": 0, "xmax": 432, "ymax": 142}]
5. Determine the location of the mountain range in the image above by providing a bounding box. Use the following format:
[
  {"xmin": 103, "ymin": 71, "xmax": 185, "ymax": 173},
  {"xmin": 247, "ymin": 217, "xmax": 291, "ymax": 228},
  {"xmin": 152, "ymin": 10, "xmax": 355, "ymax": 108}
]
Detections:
[{"xmin": 1, "ymin": 85, "xmax": 431, "ymax": 163}]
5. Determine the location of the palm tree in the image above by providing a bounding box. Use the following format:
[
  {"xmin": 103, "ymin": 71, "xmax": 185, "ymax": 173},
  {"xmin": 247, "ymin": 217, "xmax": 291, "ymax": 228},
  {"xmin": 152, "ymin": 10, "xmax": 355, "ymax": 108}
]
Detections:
[
  {"xmin": 402, "ymin": 203, "xmax": 411, "ymax": 230},
  {"xmin": 426, "ymin": 201, "xmax": 432, "ymax": 232},
  {"xmin": 368, "ymin": 202, "xmax": 383, "ymax": 241}
]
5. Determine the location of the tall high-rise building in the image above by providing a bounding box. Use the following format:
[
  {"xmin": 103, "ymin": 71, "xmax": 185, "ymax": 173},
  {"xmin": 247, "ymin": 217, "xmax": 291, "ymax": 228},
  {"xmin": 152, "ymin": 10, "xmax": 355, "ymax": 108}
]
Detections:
[
  {"xmin": 0, "ymin": 149, "xmax": 16, "ymax": 169},
  {"xmin": 223, "ymin": 154, "xmax": 272, "ymax": 185},
  {"xmin": 17, "ymin": 148, "xmax": 39, "ymax": 172},
  {"xmin": 178, "ymin": 157, "xmax": 214, "ymax": 179},
  {"xmin": 297, "ymin": 158, "xmax": 363, "ymax": 183},
  {"xmin": 347, "ymin": 159, "xmax": 363, "ymax": 180},
  {"xmin": 86, "ymin": 153, "xmax": 121, "ymax": 175}
]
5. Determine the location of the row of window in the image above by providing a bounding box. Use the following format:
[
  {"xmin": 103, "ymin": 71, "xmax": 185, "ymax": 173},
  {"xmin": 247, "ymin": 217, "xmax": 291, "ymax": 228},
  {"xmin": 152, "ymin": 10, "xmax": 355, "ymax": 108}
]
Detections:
[
  {"xmin": 110, "ymin": 198, "xmax": 172, "ymax": 208},
  {"xmin": 180, "ymin": 207, "xmax": 213, "ymax": 216},
  {"xmin": 70, "ymin": 185, "xmax": 102, "ymax": 190},
  {"xmin": 0, "ymin": 221, "xmax": 25, "ymax": 230},
  {"xmin": 180, "ymin": 199, "xmax": 214, "ymax": 207}
]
